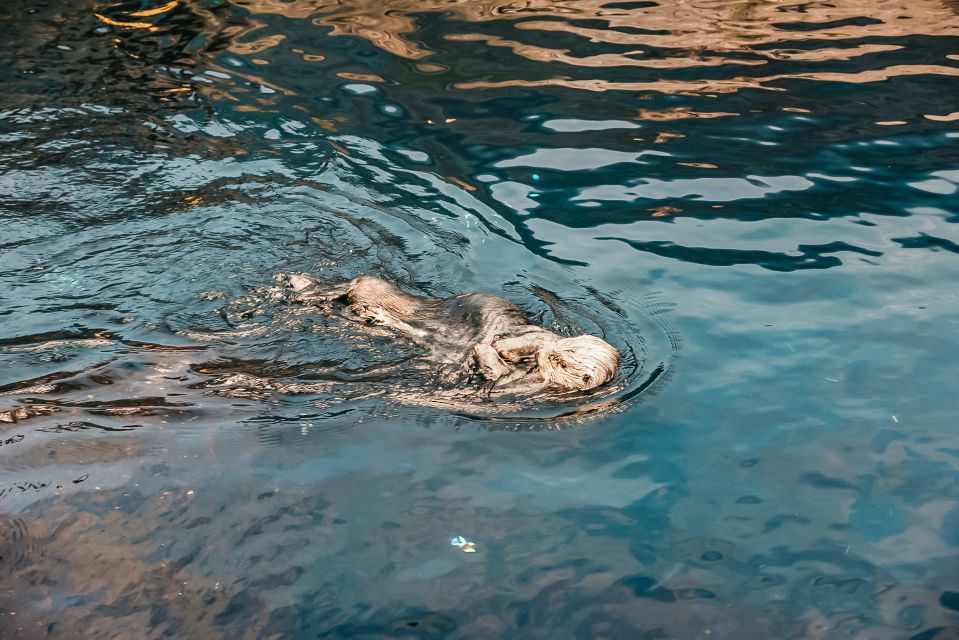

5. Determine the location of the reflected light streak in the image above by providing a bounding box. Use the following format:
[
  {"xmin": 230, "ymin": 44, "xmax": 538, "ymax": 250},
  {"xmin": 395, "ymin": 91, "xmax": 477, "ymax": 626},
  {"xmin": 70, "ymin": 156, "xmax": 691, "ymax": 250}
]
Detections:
[{"xmin": 237, "ymin": 0, "xmax": 959, "ymax": 61}]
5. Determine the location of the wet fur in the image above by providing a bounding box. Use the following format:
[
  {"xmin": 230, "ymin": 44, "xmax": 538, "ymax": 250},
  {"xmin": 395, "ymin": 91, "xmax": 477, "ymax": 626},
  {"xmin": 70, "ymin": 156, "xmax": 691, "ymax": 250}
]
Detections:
[{"xmin": 287, "ymin": 274, "xmax": 619, "ymax": 392}]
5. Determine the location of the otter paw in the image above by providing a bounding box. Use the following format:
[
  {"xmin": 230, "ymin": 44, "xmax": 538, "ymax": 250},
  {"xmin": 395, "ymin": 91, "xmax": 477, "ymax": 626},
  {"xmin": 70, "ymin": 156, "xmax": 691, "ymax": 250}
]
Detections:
[
  {"xmin": 287, "ymin": 274, "xmax": 316, "ymax": 293},
  {"xmin": 492, "ymin": 334, "xmax": 549, "ymax": 362},
  {"xmin": 470, "ymin": 344, "xmax": 511, "ymax": 382}
]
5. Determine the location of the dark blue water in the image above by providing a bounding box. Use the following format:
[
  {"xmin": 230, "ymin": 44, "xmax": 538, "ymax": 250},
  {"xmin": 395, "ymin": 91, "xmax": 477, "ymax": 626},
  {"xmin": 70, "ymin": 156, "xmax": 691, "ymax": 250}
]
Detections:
[{"xmin": 2, "ymin": 0, "xmax": 959, "ymax": 637}]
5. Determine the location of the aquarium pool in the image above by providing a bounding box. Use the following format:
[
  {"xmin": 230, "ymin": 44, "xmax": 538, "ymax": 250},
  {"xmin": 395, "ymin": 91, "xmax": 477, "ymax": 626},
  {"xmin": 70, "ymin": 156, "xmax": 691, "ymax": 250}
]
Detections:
[{"xmin": 1, "ymin": 0, "xmax": 959, "ymax": 637}]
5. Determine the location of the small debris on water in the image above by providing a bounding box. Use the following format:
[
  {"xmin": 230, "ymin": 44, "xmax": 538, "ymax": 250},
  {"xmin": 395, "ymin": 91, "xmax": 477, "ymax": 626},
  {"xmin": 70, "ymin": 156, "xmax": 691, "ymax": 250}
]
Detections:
[
  {"xmin": 649, "ymin": 205, "xmax": 680, "ymax": 218},
  {"xmin": 450, "ymin": 536, "xmax": 477, "ymax": 553},
  {"xmin": 824, "ymin": 377, "xmax": 839, "ymax": 383},
  {"xmin": 891, "ymin": 415, "xmax": 899, "ymax": 423}
]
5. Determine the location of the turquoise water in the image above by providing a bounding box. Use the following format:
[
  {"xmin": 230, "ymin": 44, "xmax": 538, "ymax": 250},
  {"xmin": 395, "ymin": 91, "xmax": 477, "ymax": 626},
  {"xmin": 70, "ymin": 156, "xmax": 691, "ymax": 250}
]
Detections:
[{"xmin": 2, "ymin": 0, "xmax": 959, "ymax": 637}]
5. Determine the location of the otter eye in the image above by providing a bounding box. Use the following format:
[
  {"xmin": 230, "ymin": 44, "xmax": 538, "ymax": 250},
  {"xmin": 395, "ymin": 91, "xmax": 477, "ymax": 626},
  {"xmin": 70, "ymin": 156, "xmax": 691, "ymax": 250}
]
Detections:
[
  {"xmin": 582, "ymin": 375, "xmax": 591, "ymax": 383},
  {"xmin": 559, "ymin": 362, "xmax": 566, "ymax": 369}
]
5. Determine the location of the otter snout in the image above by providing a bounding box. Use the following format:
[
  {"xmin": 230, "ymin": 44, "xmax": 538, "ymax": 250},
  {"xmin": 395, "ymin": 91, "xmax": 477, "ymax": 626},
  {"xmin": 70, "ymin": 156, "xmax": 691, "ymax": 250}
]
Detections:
[{"xmin": 535, "ymin": 335, "xmax": 619, "ymax": 391}]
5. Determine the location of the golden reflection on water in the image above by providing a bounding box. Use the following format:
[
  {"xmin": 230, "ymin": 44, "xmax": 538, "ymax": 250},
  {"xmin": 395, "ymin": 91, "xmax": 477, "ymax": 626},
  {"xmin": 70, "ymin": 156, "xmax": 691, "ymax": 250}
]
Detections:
[
  {"xmin": 636, "ymin": 108, "xmax": 739, "ymax": 121},
  {"xmin": 457, "ymin": 62, "xmax": 959, "ymax": 94},
  {"xmin": 126, "ymin": 0, "xmax": 180, "ymax": 18},
  {"xmin": 93, "ymin": 0, "xmax": 181, "ymax": 29},
  {"xmin": 86, "ymin": 0, "xmax": 959, "ymax": 99},
  {"xmin": 228, "ymin": 0, "xmax": 959, "ymax": 94}
]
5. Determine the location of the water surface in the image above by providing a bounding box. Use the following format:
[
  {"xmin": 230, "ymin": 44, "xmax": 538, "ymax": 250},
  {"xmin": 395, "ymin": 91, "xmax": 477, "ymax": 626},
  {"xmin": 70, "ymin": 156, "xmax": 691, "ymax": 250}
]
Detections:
[{"xmin": 2, "ymin": 0, "xmax": 959, "ymax": 637}]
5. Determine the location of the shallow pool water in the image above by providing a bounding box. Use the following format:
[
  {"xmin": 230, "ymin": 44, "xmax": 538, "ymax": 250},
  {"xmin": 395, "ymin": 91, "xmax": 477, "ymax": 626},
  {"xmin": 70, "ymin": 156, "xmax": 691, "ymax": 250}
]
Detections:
[{"xmin": 2, "ymin": 0, "xmax": 959, "ymax": 637}]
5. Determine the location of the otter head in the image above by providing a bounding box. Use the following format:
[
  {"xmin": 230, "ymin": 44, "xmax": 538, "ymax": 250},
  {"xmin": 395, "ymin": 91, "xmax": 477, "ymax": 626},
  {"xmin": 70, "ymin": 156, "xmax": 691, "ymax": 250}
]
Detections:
[{"xmin": 535, "ymin": 335, "xmax": 619, "ymax": 391}]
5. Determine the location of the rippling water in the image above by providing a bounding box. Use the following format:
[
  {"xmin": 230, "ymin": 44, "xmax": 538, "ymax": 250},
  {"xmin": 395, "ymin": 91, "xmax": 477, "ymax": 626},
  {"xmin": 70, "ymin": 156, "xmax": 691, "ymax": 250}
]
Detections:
[{"xmin": 2, "ymin": 0, "xmax": 959, "ymax": 637}]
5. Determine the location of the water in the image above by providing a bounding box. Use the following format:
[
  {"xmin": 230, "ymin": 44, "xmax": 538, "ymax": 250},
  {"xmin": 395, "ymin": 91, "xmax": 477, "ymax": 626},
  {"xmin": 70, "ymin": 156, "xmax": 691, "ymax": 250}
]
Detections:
[{"xmin": 1, "ymin": 0, "xmax": 959, "ymax": 637}]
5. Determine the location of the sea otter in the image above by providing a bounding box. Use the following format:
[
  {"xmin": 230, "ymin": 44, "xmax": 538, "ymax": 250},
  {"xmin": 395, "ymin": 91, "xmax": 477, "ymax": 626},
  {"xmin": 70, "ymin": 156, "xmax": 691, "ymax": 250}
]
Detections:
[{"xmin": 285, "ymin": 274, "xmax": 619, "ymax": 393}]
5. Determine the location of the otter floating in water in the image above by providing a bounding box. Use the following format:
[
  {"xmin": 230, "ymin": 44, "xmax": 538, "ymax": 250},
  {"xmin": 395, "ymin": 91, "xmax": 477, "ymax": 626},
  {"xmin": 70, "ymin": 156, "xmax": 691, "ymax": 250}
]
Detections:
[{"xmin": 285, "ymin": 274, "xmax": 619, "ymax": 393}]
